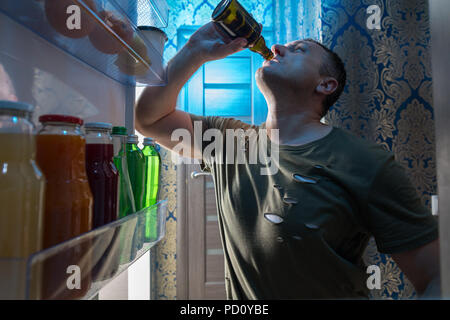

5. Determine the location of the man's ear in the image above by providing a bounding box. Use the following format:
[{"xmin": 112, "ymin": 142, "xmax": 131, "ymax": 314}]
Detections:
[{"xmin": 316, "ymin": 77, "xmax": 338, "ymax": 96}]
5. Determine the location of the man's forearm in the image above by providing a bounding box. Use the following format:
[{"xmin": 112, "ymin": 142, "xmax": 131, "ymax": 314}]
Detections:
[{"xmin": 136, "ymin": 42, "xmax": 206, "ymax": 128}]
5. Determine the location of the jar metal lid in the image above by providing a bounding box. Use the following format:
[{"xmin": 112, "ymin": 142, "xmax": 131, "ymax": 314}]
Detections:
[
  {"xmin": 39, "ymin": 114, "xmax": 83, "ymax": 125},
  {"xmin": 0, "ymin": 100, "xmax": 34, "ymax": 113},
  {"xmin": 85, "ymin": 122, "xmax": 113, "ymax": 130}
]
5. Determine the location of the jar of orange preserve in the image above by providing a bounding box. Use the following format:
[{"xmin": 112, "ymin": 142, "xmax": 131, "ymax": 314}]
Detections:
[{"xmin": 36, "ymin": 114, "xmax": 93, "ymax": 300}]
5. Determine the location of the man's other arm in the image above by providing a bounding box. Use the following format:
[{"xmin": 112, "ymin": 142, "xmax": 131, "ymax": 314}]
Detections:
[{"xmin": 391, "ymin": 238, "xmax": 441, "ymax": 299}]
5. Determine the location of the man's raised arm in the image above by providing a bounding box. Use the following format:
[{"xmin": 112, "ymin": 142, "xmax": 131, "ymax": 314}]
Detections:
[{"xmin": 135, "ymin": 22, "xmax": 247, "ymax": 159}]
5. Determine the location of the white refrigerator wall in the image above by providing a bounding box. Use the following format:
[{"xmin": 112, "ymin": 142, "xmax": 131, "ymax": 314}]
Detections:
[{"xmin": 0, "ymin": 12, "xmax": 128, "ymax": 126}]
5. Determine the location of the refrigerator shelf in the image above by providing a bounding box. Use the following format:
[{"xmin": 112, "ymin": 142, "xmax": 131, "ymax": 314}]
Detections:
[
  {"xmin": 0, "ymin": 200, "xmax": 168, "ymax": 300},
  {"xmin": 0, "ymin": 0, "xmax": 168, "ymax": 86}
]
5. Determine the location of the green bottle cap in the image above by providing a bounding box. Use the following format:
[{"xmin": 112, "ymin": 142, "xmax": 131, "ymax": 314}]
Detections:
[{"xmin": 112, "ymin": 126, "xmax": 127, "ymax": 135}]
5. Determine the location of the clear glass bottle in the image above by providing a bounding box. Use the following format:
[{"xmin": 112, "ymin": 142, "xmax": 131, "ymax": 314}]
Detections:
[
  {"xmin": 0, "ymin": 100, "xmax": 45, "ymax": 300},
  {"xmin": 212, "ymin": 0, "xmax": 274, "ymax": 60}
]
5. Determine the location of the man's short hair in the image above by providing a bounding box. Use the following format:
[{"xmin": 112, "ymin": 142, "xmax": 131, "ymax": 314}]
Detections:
[{"xmin": 304, "ymin": 39, "xmax": 347, "ymax": 117}]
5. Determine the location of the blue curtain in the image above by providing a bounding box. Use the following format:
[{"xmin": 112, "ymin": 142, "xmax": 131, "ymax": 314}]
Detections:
[
  {"xmin": 273, "ymin": 0, "xmax": 435, "ymax": 299},
  {"xmin": 273, "ymin": 0, "xmax": 321, "ymax": 43}
]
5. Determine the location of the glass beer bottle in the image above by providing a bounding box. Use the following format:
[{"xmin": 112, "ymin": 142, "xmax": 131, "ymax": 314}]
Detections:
[{"xmin": 212, "ymin": 0, "xmax": 274, "ymax": 60}]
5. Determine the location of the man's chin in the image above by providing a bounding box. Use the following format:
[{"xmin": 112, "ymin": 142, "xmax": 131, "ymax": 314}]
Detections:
[
  {"xmin": 256, "ymin": 66, "xmax": 281, "ymax": 92},
  {"xmin": 256, "ymin": 65, "xmax": 278, "ymax": 81}
]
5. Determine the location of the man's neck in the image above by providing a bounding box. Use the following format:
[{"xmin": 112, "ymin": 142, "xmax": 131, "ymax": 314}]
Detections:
[{"xmin": 265, "ymin": 106, "xmax": 332, "ymax": 146}]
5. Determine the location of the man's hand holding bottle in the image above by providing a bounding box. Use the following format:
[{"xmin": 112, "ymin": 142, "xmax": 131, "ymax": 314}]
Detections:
[{"xmin": 186, "ymin": 22, "xmax": 248, "ymax": 63}]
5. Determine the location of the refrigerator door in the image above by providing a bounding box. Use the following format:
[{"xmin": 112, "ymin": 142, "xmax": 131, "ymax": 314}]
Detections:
[{"xmin": 0, "ymin": 0, "xmax": 169, "ymax": 299}]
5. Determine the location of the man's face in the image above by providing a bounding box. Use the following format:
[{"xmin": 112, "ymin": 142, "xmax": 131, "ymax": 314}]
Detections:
[{"xmin": 256, "ymin": 40, "xmax": 327, "ymax": 95}]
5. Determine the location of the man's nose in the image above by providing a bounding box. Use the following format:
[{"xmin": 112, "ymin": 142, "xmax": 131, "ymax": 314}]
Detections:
[{"xmin": 272, "ymin": 44, "xmax": 287, "ymax": 57}]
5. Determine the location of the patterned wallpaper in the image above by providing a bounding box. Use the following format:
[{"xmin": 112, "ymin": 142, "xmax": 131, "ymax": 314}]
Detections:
[
  {"xmin": 321, "ymin": 0, "xmax": 435, "ymax": 299},
  {"xmin": 154, "ymin": 0, "xmax": 273, "ymax": 300},
  {"xmin": 154, "ymin": 0, "xmax": 435, "ymax": 300}
]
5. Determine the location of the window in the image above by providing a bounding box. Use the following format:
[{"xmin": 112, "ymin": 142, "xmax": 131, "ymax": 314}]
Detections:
[{"xmin": 177, "ymin": 26, "xmax": 272, "ymax": 125}]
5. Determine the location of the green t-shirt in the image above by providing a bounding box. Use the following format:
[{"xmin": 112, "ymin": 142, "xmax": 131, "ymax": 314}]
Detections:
[{"xmin": 189, "ymin": 114, "xmax": 438, "ymax": 300}]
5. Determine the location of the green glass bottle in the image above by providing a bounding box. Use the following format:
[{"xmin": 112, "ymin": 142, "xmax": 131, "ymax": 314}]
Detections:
[
  {"xmin": 212, "ymin": 0, "xmax": 274, "ymax": 60},
  {"xmin": 126, "ymin": 134, "xmax": 146, "ymax": 252},
  {"xmin": 142, "ymin": 137, "xmax": 161, "ymax": 242},
  {"xmin": 126, "ymin": 135, "xmax": 146, "ymax": 211},
  {"xmin": 111, "ymin": 127, "xmax": 136, "ymax": 218},
  {"xmin": 112, "ymin": 127, "xmax": 138, "ymax": 263}
]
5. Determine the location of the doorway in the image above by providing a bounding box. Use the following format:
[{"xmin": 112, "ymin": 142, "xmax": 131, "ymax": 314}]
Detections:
[{"xmin": 175, "ymin": 26, "xmax": 272, "ymax": 299}]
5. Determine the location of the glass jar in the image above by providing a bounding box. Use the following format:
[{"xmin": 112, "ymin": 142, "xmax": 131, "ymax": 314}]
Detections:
[
  {"xmin": 85, "ymin": 122, "xmax": 120, "ymax": 282},
  {"xmin": 0, "ymin": 100, "xmax": 45, "ymax": 299},
  {"xmin": 36, "ymin": 114, "xmax": 92, "ymax": 300},
  {"xmin": 112, "ymin": 127, "xmax": 137, "ymax": 263},
  {"xmin": 85, "ymin": 122, "xmax": 119, "ymax": 228}
]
